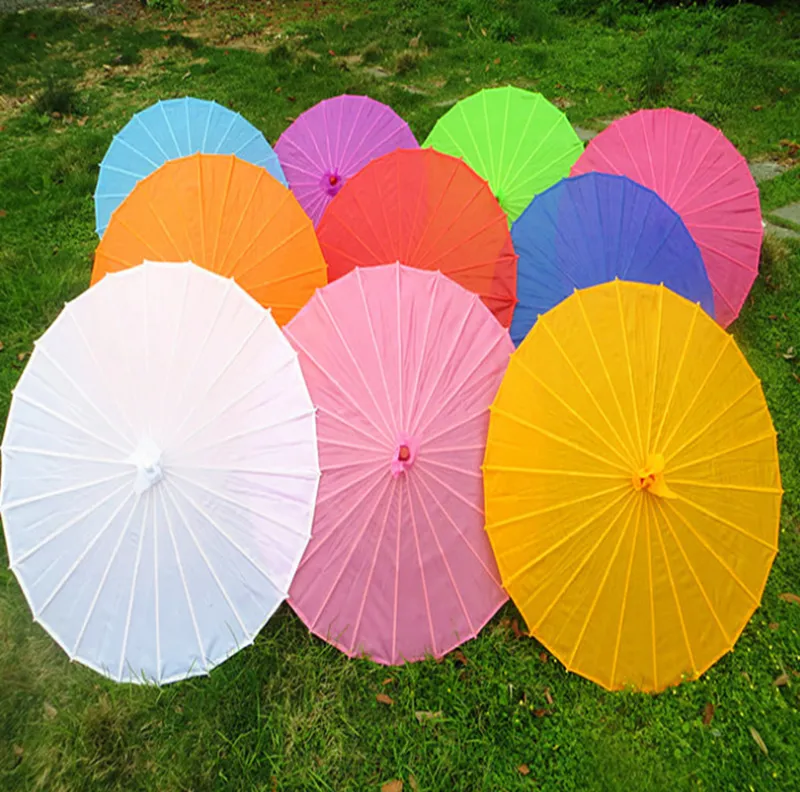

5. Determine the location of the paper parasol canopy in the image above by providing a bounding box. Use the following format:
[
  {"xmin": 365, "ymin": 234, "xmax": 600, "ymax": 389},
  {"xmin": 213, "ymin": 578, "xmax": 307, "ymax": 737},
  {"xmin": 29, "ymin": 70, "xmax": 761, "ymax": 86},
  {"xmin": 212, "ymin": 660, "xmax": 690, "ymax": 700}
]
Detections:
[
  {"xmin": 286, "ymin": 264, "xmax": 512, "ymax": 665},
  {"xmin": 571, "ymin": 109, "xmax": 762, "ymax": 327},
  {"xmin": 92, "ymin": 153, "xmax": 326, "ymax": 326},
  {"xmin": 275, "ymin": 95, "xmax": 418, "ymax": 226},
  {"xmin": 95, "ymin": 97, "xmax": 286, "ymax": 237},
  {"xmin": 484, "ymin": 280, "xmax": 781, "ymax": 692},
  {"xmin": 423, "ymin": 86, "xmax": 584, "ymax": 223},
  {"xmin": 509, "ymin": 172, "xmax": 714, "ymax": 346},
  {"xmin": 317, "ymin": 148, "xmax": 518, "ymax": 328},
  {"xmin": 0, "ymin": 262, "xmax": 320, "ymax": 684}
]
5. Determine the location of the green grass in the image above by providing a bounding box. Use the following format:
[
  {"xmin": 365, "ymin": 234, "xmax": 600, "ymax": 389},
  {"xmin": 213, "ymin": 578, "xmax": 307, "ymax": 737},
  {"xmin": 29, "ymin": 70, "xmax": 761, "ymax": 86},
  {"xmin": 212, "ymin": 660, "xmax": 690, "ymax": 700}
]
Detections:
[{"xmin": 1, "ymin": 2, "xmax": 800, "ymax": 790}]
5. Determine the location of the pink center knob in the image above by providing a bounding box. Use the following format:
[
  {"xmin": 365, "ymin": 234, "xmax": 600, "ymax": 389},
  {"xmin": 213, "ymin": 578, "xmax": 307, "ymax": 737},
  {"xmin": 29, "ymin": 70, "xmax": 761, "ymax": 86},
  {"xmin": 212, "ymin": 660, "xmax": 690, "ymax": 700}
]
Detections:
[
  {"xmin": 391, "ymin": 434, "xmax": 418, "ymax": 478},
  {"xmin": 322, "ymin": 169, "xmax": 343, "ymax": 197}
]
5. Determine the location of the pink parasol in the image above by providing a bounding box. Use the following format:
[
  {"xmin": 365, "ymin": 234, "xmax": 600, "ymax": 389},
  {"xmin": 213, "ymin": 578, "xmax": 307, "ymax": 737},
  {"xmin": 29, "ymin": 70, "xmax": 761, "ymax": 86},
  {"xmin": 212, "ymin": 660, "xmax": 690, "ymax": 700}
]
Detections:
[
  {"xmin": 571, "ymin": 109, "xmax": 762, "ymax": 327},
  {"xmin": 275, "ymin": 95, "xmax": 418, "ymax": 226},
  {"xmin": 285, "ymin": 264, "xmax": 512, "ymax": 664}
]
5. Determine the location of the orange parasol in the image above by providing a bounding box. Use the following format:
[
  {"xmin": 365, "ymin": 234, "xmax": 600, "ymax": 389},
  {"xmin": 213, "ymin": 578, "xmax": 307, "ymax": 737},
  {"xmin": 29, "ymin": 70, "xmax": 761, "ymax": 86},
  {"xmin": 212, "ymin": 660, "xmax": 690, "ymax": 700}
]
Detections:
[{"xmin": 92, "ymin": 153, "xmax": 326, "ymax": 325}]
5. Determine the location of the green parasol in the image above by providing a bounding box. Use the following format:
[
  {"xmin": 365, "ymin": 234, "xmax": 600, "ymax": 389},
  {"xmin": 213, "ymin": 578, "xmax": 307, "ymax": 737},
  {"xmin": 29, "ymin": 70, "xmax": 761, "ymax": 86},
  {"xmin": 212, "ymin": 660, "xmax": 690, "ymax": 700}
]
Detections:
[{"xmin": 423, "ymin": 86, "xmax": 584, "ymax": 224}]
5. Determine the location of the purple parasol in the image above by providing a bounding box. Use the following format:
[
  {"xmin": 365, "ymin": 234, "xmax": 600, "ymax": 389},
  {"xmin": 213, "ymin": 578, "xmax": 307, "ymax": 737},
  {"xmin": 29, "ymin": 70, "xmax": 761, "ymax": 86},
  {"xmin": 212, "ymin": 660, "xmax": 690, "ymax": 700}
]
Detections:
[{"xmin": 275, "ymin": 95, "xmax": 418, "ymax": 225}]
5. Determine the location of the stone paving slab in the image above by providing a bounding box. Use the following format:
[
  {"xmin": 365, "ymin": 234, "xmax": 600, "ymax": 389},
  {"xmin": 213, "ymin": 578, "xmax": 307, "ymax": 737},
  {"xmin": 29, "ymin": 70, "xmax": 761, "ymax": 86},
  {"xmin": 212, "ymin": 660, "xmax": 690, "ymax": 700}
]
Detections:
[
  {"xmin": 772, "ymin": 202, "xmax": 800, "ymax": 227},
  {"xmin": 573, "ymin": 126, "xmax": 597, "ymax": 143},
  {"xmin": 765, "ymin": 222, "xmax": 800, "ymax": 241},
  {"xmin": 749, "ymin": 161, "xmax": 788, "ymax": 184}
]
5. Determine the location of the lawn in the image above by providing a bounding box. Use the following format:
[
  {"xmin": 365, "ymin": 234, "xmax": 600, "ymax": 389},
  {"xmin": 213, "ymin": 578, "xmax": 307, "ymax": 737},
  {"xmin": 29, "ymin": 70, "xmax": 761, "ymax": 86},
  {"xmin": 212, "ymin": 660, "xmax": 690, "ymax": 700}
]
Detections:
[{"xmin": 1, "ymin": 0, "xmax": 800, "ymax": 789}]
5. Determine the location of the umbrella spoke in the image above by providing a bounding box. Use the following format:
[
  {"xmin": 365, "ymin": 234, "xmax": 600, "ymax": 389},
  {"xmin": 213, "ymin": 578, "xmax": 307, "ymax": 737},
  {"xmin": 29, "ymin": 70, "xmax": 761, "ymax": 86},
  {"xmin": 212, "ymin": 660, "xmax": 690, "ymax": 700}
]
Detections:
[
  {"xmin": 572, "ymin": 292, "xmax": 641, "ymax": 462},
  {"xmin": 36, "ymin": 490, "xmax": 135, "ymax": 618},
  {"xmin": 671, "ymin": 492, "xmax": 777, "ymax": 551},
  {"xmin": 696, "ymin": 239, "xmax": 759, "ymax": 272},
  {"xmin": 666, "ymin": 432, "xmax": 776, "ymax": 475},
  {"xmin": 500, "ymin": 488, "xmax": 631, "ymax": 586},
  {"xmin": 164, "ymin": 485, "xmax": 248, "ymax": 634},
  {"xmin": 169, "ymin": 470, "xmax": 308, "ymax": 540},
  {"xmin": 662, "ymin": 500, "xmax": 760, "ymax": 604},
  {"xmin": 2, "ymin": 470, "xmax": 131, "ymax": 513},
  {"xmin": 315, "ymin": 291, "xmax": 396, "ymax": 439},
  {"xmin": 651, "ymin": 306, "xmax": 701, "ymax": 451},
  {"xmin": 649, "ymin": 497, "xmax": 697, "ymax": 680},
  {"xmin": 504, "ymin": 140, "xmax": 583, "ymax": 200},
  {"xmin": 72, "ymin": 493, "xmax": 142, "ymax": 660},
  {"xmin": 415, "ymin": 464, "xmax": 484, "ymax": 519},
  {"xmin": 664, "ymin": 380, "xmax": 759, "ymax": 465},
  {"xmin": 512, "ymin": 350, "xmax": 634, "ymax": 472},
  {"xmin": 654, "ymin": 500, "xmax": 731, "ymax": 645},
  {"xmin": 550, "ymin": 495, "xmax": 637, "ymax": 668},
  {"xmin": 173, "ymin": 355, "xmax": 298, "ymax": 451},
  {"xmin": 333, "ymin": 97, "xmax": 367, "ymax": 174},
  {"xmin": 615, "ymin": 280, "xmax": 645, "ymax": 460},
  {"xmin": 490, "ymin": 406, "xmax": 630, "ymax": 475},
  {"xmin": 168, "ymin": 314, "xmax": 268, "ymax": 449},
  {"xmin": 405, "ymin": 273, "xmax": 440, "ymax": 425},
  {"xmin": 34, "ymin": 345, "xmax": 134, "ymax": 449},
  {"xmin": 414, "ymin": 472, "xmax": 502, "ymax": 586},
  {"xmin": 308, "ymin": 476, "xmax": 394, "ymax": 632},
  {"xmin": 403, "ymin": 476, "xmax": 438, "ymax": 657},
  {"xmin": 645, "ymin": 286, "xmax": 665, "ymax": 453},
  {"xmin": 644, "ymin": 492, "xmax": 659, "ymax": 690},
  {"xmin": 214, "ymin": 170, "xmax": 264, "ymax": 274},
  {"xmin": 287, "ymin": 332, "xmax": 392, "ymax": 444},
  {"xmin": 347, "ymin": 480, "xmax": 397, "ymax": 656},
  {"xmin": 222, "ymin": 194, "xmax": 297, "ymax": 279},
  {"xmin": 413, "ymin": 324, "xmax": 505, "ymax": 439},
  {"xmin": 178, "ymin": 408, "xmax": 316, "ymax": 459},
  {"xmin": 296, "ymin": 469, "xmax": 388, "ymax": 572},
  {"xmin": 656, "ymin": 333, "xmax": 729, "ymax": 456},
  {"xmin": 609, "ymin": 498, "xmax": 645, "ymax": 689},
  {"xmin": 410, "ymin": 299, "xmax": 478, "ymax": 437},
  {"xmin": 158, "ymin": 486, "xmax": 209, "ymax": 673},
  {"xmin": 118, "ymin": 496, "xmax": 152, "ymax": 682},
  {"xmin": 9, "ymin": 481, "xmax": 130, "ymax": 566}
]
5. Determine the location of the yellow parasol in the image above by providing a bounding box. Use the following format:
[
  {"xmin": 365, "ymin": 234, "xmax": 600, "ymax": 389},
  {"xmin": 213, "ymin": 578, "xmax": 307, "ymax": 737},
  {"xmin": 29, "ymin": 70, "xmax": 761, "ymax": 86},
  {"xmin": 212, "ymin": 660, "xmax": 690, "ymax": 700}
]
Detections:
[{"xmin": 483, "ymin": 280, "xmax": 781, "ymax": 692}]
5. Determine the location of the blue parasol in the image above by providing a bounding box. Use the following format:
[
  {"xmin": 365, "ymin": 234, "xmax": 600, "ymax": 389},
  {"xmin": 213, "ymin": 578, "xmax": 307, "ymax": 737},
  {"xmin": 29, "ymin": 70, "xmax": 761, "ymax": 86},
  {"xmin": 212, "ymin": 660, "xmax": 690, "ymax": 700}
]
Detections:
[
  {"xmin": 94, "ymin": 97, "xmax": 285, "ymax": 236},
  {"xmin": 509, "ymin": 172, "xmax": 715, "ymax": 346}
]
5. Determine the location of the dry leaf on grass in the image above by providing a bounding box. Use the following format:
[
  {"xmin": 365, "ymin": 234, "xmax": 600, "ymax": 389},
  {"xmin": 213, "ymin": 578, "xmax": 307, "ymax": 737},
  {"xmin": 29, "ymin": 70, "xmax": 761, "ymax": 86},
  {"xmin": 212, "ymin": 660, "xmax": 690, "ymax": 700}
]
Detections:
[
  {"xmin": 382, "ymin": 781, "xmax": 403, "ymax": 792},
  {"xmin": 750, "ymin": 726, "xmax": 768, "ymax": 755},
  {"xmin": 415, "ymin": 710, "xmax": 443, "ymax": 723},
  {"xmin": 451, "ymin": 649, "xmax": 468, "ymax": 666},
  {"xmin": 779, "ymin": 592, "xmax": 800, "ymax": 605},
  {"xmin": 774, "ymin": 673, "xmax": 790, "ymax": 687},
  {"xmin": 518, "ymin": 764, "xmax": 530, "ymax": 775},
  {"xmin": 544, "ymin": 687, "xmax": 553, "ymax": 706},
  {"xmin": 43, "ymin": 702, "xmax": 57, "ymax": 720},
  {"xmin": 702, "ymin": 702, "xmax": 715, "ymax": 726},
  {"xmin": 376, "ymin": 693, "xmax": 394, "ymax": 706},
  {"xmin": 382, "ymin": 677, "xmax": 394, "ymax": 686},
  {"xmin": 408, "ymin": 775, "xmax": 419, "ymax": 791}
]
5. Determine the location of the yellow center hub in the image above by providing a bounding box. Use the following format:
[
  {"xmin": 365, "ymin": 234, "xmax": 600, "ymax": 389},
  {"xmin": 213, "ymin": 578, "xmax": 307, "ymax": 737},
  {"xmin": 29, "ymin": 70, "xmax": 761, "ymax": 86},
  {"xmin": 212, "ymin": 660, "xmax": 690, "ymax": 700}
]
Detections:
[{"xmin": 631, "ymin": 453, "xmax": 675, "ymax": 499}]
